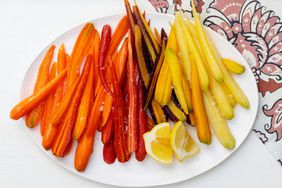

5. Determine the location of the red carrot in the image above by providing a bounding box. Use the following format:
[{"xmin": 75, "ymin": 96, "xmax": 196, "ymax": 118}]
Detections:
[
  {"xmin": 103, "ymin": 139, "xmax": 116, "ymax": 164},
  {"xmin": 127, "ymin": 31, "xmax": 138, "ymax": 153},
  {"xmin": 135, "ymin": 78, "xmax": 147, "ymax": 161},
  {"xmin": 99, "ymin": 25, "xmax": 113, "ymax": 95},
  {"xmin": 110, "ymin": 60, "xmax": 127, "ymax": 163},
  {"xmin": 101, "ymin": 110, "xmax": 114, "ymax": 144}
]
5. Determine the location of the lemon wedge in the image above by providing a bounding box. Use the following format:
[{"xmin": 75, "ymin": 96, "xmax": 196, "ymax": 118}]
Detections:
[
  {"xmin": 170, "ymin": 121, "xmax": 200, "ymax": 162},
  {"xmin": 143, "ymin": 122, "xmax": 173, "ymax": 164}
]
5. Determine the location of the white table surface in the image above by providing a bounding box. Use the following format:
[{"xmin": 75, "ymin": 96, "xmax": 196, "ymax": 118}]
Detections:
[{"xmin": 1, "ymin": 0, "xmax": 281, "ymax": 187}]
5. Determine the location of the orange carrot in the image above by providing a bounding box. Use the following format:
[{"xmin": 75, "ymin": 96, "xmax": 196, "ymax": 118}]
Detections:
[
  {"xmin": 191, "ymin": 56, "xmax": 211, "ymax": 144},
  {"xmin": 10, "ymin": 69, "xmax": 66, "ymax": 120},
  {"xmin": 73, "ymin": 56, "xmax": 94, "ymax": 140},
  {"xmin": 25, "ymin": 45, "xmax": 55, "ymax": 128},
  {"xmin": 41, "ymin": 62, "xmax": 57, "ymax": 136},
  {"xmin": 68, "ymin": 23, "xmax": 95, "ymax": 85},
  {"xmin": 52, "ymin": 58, "xmax": 91, "ymax": 157},
  {"xmin": 42, "ymin": 45, "xmax": 67, "ymax": 149},
  {"xmin": 74, "ymin": 131, "xmax": 95, "ymax": 171},
  {"xmin": 106, "ymin": 15, "xmax": 130, "ymax": 58},
  {"xmin": 86, "ymin": 85, "xmax": 104, "ymax": 136},
  {"xmin": 51, "ymin": 77, "xmax": 80, "ymax": 126},
  {"xmin": 74, "ymin": 81, "xmax": 104, "ymax": 171}
]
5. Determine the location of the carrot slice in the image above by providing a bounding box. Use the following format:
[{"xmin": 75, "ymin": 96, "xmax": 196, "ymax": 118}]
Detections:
[
  {"xmin": 93, "ymin": 30, "xmax": 101, "ymax": 92},
  {"xmin": 74, "ymin": 131, "xmax": 95, "ymax": 171},
  {"xmin": 51, "ymin": 77, "xmax": 80, "ymax": 126},
  {"xmin": 100, "ymin": 40, "xmax": 128, "ymax": 127},
  {"xmin": 42, "ymin": 45, "xmax": 67, "ymax": 149},
  {"xmin": 68, "ymin": 23, "xmax": 95, "ymax": 85},
  {"xmin": 191, "ymin": 55, "xmax": 211, "ymax": 144},
  {"xmin": 95, "ymin": 16, "xmax": 129, "ymax": 96},
  {"xmin": 73, "ymin": 56, "xmax": 94, "ymax": 140},
  {"xmin": 41, "ymin": 62, "xmax": 57, "ymax": 136},
  {"xmin": 101, "ymin": 110, "xmax": 114, "ymax": 144},
  {"xmin": 106, "ymin": 15, "xmax": 130, "ymax": 58},
  {"xmin": 10, "ymin": 69, "xmax": 66, "ymax": 120},
  {"xmin": 52, "ymin": 57, "xmax": 91, "ymax": 157},
  {"xmin": 25, "ymin": 45, "xmax": 55, "ymax": 128}
]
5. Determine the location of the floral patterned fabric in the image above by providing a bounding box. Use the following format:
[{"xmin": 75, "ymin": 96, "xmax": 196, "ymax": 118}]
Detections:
[{"xmin": 147, "ymin": 0, "xmax": 282, "ymax": 166}]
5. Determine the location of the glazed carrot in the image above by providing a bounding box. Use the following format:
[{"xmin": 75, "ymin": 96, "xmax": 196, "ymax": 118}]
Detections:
[
  {"xmin": 111, "ymin": 63, "xmax": 127, "ymax": 162},
  {"xmin": 52, "ymin": 59, "xmax": 91, "ymax": 157},
  {"xmin": 101, "ymin": 110, "xmax": 114, "ymax": 144},
  {"xmin": 95, "ymin": 16, "xmax": 129, "ymax": 96},
  {"xmin": 135, "ymin": 78, "xmax": 147, "ymax": 161},
  {"xmin": 74, "ymin": 74, "xmax": 104, "ymax": 170},
  {"xmin": 100, "ymin": 40, "xmax": 128, "ymax": 127},
  {"xmin": 73, "ymin": 56, "xmax": 94, "ymax": 140},
  {"xmin": 74, "ymin": 131, "xmax": 95, "ymax": 171},
  {"xmin": 191, "ymin": 56, "xmax": 211, "ymax": 144},
  {"xmin": 42, "ymin": 50, "xmax": 67, "ymax": 149},
  {"xmin": 68, "ymin": 23, "xmax": 95, "ymax": 85},
  {"xmin": 106, "ymin": 15, "xmax": 130, "ymax": 58},
  {"xmin": 127, "ymin": 31, "xmax": 138, "ymax": 153},
  {"xmin": 103, "ymin": 139, "xmax": 116, "ymax": 164},
  {"xmin": 85, "ymin": 85, "xmax": 104, "ymax": 137},
  {"xmin": 51, "ymin": 77, "xmax": 80, "ymax": 126},
  {"xmin": 41, "ymin": 62, "xmax": 57, "ymax": 136},
  {"xmin": 99, "ymin": 25, "xmax": 113, "ymax": 95},
  {"xmin": 25, "ymin": 45, "xmax": 55, "ymax": 128},
  {"xmin": 10, "ymin": 70, "xmax": 66, "ymax": 120},
  {"xmin": 93, "ymin": 30, "xmax": 101, "ymax": 93}
]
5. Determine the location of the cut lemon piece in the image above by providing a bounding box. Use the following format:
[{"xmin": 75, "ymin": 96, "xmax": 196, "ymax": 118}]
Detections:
[
  {"xmin": 143, "ymin": 122, "xmax": 173, "ymax": 164},
  {"xmin": 170, "ymin": 121, "xmax": 200, "ymax": 162}
]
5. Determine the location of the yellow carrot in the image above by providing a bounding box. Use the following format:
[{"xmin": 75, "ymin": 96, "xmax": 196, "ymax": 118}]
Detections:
[
  {"xmin": 177, "ymin": 13, "xmax": 209, "ymax": 91},
  {"xmin": 165, "ymin": 48, "xmax": 189, "ymax": 114},
  {"xmin": 203, "ymin": 91, "xmax": 235, "ymax": 149},
  {"xmin": 191, "ymin": 1, "xmax": 223, "ymax": 82}
]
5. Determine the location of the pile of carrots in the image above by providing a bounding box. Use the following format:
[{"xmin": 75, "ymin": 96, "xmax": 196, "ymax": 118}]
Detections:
[
  {"xmin": 10, "ymin": 0, "xmax": 160, "ymax": 171},
  {"xmin": 10, "ymin": 0, "xmax": 249, "ymax": 171}
]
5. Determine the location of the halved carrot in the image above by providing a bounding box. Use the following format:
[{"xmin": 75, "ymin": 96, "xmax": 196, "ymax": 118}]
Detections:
[
  {"xmin": 74, "ymin": 87, "xmax": 104, "ymax": 170},
  {"xmin": 100, "ymin": 40, "xmax": 128, "ymax": 127},
  {"xmin": 73, "ymin": 56, "xmax": 94, "ymax": 140},
  {"xmin": 74, "ymin": 130, "xmax": 95, "ymax": 171},
  {"xmin": 50, "ymin": 77, "xmax": 80, "ymax": 126},
  {"xmin": 25, "ymin": 45, "xmax": 55, "ymax": 128},
  {"xmin": 191, "ymin": 55, "xmax": 211, "ymax": 144},
  {"xmin": 93, "ymin": 30, "xmax": 101, "ymax": 92},
  {"xmin": 52, "ymin": 58, "xmax": 91, "ymax": 157},
  {"xmin": 10, "ymin": 70, "xmax": 66, "ymax": 120},
  {"xmin": 68, "ymin": 23, "xmax": 95, "ymax": 85},
  {"xmin": 42, "ymin": 46, "xmax": 67, "ymax": 149},
  {"xmin": 95, "ymin": 17, "xmax": 129, "ymax": 97},
  {"xmin": 106, "ymin": 15, "xmax": 130, "ymax": 58},
  {"xmin": 41, "ymin": 62, "xmax": 57, "ymax": 136},
  {"xmin": 101, "ymin": 110, "xmax": 114, "ymax": 144}
]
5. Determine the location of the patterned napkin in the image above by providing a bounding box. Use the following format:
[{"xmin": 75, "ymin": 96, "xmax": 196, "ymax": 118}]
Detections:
[{"xmin": 146, "ymin": 0, "xmax": 282, "ymax": 166}]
